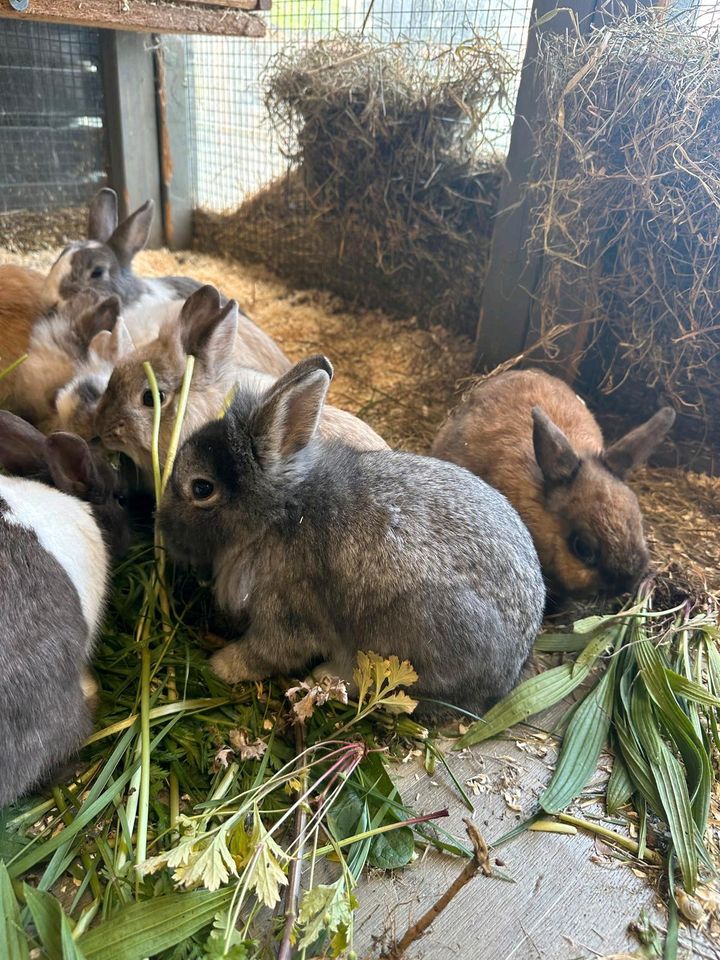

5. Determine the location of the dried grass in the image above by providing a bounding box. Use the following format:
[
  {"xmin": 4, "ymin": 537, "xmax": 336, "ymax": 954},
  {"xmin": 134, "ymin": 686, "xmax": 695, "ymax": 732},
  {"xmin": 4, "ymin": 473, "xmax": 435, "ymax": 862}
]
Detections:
[
  {"xmin": 195, "ymin": 34, "xmax": 511, "ymax": 337},
  {"xmin": 527, "ymin": 13, "xmax": 720, "ymax": 457}
]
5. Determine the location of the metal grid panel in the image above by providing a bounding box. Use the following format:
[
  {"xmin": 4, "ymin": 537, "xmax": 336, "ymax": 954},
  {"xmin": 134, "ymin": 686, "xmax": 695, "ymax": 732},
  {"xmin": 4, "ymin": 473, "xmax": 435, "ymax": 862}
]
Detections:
[
  {"xmin": 187, "ymin": 1, "xmax": 532, "ymax": 211},
  {"xmin": 0, "ymin": 20, "xmax": 108, "ymax": 214}
]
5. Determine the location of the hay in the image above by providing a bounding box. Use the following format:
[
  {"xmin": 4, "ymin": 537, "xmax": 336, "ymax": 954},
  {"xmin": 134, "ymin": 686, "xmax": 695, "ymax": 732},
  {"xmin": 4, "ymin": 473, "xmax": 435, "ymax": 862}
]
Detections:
[
  {"xmin": 0, "ymin": 206, "xmax": 87, "ymax": 253},
  {"xmin": 194, "ymin": 34, "xmax": 512, "ymax": 338},
  {"xmin": 526, "ymin": 13, "xmax": 720, "ymax": 459}
]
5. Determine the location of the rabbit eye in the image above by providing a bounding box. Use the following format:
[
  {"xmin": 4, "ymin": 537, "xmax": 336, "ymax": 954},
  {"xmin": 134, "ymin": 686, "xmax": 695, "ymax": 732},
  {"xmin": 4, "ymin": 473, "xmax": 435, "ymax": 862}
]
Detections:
[
  {"xmin": 114, "ymin": 492, "xmax": 128, "ymax": 508},
  {"xmin": 142, "ymin": 388, "xmax": 166, "ymax": 407},
  {"xmin": 191, "ymin": 478, "xmax": 215, "ymax": 501},
  {"xmin": 569, "ymin": 533, "xmax": 599, "ymax": 567},
  {"xmin": 90, "ymin": 266, "xmax": 105, "ymax": 279}
]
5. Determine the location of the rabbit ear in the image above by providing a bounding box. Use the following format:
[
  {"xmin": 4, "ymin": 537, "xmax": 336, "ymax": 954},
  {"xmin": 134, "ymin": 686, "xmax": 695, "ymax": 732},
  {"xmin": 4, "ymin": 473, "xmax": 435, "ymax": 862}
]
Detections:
[
  {"xmin": 0, "ymin": 411, "xmax": 48, "ymax": 476},
  {"xmin": 76, "ymin": 296, "xmax": 121, "ymax": 345},
  {"xmin": 604, "ymin": 407, "xmax": 676, "ymax": 477},
  {"xmin": 532, "ymin": 406, "xmax": 580, "ymax": 484},
  {"xmin": 88, "ymin": 188, "xmax": 118, "ymax": 242},
  {"xmin": 248, "ymin": 355, "xmax": 333, "ymax": 462},
  {"xmin": 177, "ymin": 286, "xmax": 238, "ymax": 366},
  {"xmin": 89, "ymin": 318, "xmax": 133, "ymax": 364},
  {"xmin": 108, "ymin": 199, "xmax": 154, "ymax": 267},
  {"xmin": 45, "ymin": 432, "xmax": 101, "ymax": 500}
]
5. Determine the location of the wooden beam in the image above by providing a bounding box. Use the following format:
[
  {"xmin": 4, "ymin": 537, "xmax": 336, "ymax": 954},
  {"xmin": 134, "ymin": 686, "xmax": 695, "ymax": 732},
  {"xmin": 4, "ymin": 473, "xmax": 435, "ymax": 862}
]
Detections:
[
  {"xmin": 101, "ymin": 31, "xmax": 163, "ymax": 247},
  {"xmin": 0, "ymin": 0, "xmax": 266, "ymax": 37},
  {"xmin": 155, "ymin": 35, "xmax": 193, "ymax": 249},
  {"xmin": 184, "ymin": 0, "xmax": 271, "ymax": 9},
  {"xmin": 473, "ymin": 0, "xmax": 598, "ymax": 372},
  {"xmin": 474, "ymin": 0, "xmax": 663, "ymax": 375}
]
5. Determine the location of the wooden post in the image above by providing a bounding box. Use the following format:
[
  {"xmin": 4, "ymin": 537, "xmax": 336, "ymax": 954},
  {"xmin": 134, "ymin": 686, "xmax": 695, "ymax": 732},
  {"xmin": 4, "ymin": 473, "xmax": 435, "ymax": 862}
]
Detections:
[
  {"xmin": 473, "ymin": 0, "xmax": 597, "ymax": 372},
  {"xmin": 101, "ymin": 31, "xmax": 164, "ymax": 247},
  {"xmin": 473, "ymin": 0, "xmax": 657, "ymax": 374},
  {"xmin": 155, "ymin": 36, "xmax": 194, "ymax": 250}
]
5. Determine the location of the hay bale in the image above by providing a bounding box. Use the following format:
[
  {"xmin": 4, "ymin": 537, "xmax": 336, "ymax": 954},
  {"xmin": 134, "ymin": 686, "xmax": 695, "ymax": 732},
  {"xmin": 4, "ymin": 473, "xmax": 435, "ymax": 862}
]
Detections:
[
  {"xmin": 526, "ymin": 14, "xmax": 720, "ymax": 460},
  {"xmin": 194, "ymin": 34, "xmax": 511, "ymax": 338}
]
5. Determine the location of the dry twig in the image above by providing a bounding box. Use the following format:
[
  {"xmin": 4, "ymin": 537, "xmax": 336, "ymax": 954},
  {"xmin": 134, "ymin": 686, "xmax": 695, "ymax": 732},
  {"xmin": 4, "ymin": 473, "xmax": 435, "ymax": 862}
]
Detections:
[{"xmin": 381, "ymin": 818, "xmax": 493, "ymax": 959}]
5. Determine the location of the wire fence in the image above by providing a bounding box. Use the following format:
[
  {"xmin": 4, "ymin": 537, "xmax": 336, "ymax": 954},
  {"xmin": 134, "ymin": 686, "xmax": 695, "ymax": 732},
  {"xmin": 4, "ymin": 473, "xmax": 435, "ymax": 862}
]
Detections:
[
  {"xmin": 186, "ymin": 0, "xmax": 533, "ymax": 212},
  {"xmin": 0, "ymin": 20, "xmax": 107, "ymax": 218}
]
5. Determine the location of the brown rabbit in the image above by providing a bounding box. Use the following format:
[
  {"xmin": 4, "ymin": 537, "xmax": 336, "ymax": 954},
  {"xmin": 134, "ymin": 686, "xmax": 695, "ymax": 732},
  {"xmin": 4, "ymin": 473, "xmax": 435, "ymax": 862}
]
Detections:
[
  {"xmin": 95, "ymin": 285, "xmax": 387, "ymax": 477},
  {"xmin": 431, "ymin": 368, "xmax": 675, "ymax": 598},
  {"xmin": 0, "ymin": 265, "xmax": 50, "ymax": 386}
]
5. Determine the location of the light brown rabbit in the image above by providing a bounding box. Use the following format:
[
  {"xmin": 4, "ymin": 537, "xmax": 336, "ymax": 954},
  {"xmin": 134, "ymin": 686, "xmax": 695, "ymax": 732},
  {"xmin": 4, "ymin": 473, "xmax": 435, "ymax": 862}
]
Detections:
[
  {"xmin": 431, "ymin": 368, "xmax": 675, "ymax": 598},
  {"xmin": 0, "ymin": 265, "xmax": 50, "ymax": 397},
  {"xmin": 96, "ymin": 285, "xmax": 387, "ymax": 477}
]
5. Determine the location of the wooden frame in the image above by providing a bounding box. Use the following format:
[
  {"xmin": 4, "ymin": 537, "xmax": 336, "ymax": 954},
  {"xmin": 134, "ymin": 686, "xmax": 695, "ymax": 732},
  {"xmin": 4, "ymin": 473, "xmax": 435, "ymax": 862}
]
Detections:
[
  {"xmin": 0, "ymin": 0, "xmax": 268, "ymax": 37},
  {"xmin": 101, "ymin": 31, "xmax": 164, "ymax": 247}
]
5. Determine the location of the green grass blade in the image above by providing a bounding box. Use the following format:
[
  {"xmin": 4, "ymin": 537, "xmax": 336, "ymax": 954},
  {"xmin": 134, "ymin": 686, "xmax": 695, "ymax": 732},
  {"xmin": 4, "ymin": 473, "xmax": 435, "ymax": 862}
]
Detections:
[
  {"xmin": 455, "ymin": 662, "xmax": 595, "ymax": 749},
  {"xmin": 0, "ymin": 862, "xmax": 29, "ymax": 960},
  {"xmin": 540, "ymin": 658, "xmax": 616, "ymax": 814},
  {"xmin": 78, "ymin": 888, "xmax": 234, "ymax": 960},
  {"xmin": 24, "ymin": 885, "xmax": 71, "ymax": 960},
  {"xmin": 60, "ymin": 913, "xmax": 86, "ymax": 960}
]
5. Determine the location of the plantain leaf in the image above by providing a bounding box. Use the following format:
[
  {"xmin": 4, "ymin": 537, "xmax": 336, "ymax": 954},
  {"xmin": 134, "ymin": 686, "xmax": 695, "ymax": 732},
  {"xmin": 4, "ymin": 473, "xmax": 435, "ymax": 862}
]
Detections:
[
  {"xmin": 630, "ymin": 685, "xmax": 698, "ymax": 892},
  {"xmin": 79, "ymin": 888, "xmax": 234, "ymax": 960},
  {"xmin": 455, "ymin": 662, "xmax": 597, "ymax": 749},
  {"xmin": 0, "ymin": 862, "xmax": 29, "ymax": 960},
  {"xmin": 664, "ymin": 669, "xmax": 720, "ymax": 708},
  {"xmin": 540, "ymin": 657, "xmax": 616, "ymax": 814},
  {"xmin": 606, "ymin": 748, "xmax": 634, "ymax": 814},
  {"xmin": 634, "ymin": 637, "xmax": 711, "ymax": 831}
]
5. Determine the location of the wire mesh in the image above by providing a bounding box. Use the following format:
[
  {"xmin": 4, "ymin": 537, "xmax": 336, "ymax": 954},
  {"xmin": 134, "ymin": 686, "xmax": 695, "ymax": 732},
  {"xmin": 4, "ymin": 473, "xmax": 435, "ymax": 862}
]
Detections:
[
  {"xmin": 186, "ymin": 0, "xmax": 532, "ymax": 212},
  {"xmin": 0, "ymin": 20, "xmax": 108, "ymax": 222}
]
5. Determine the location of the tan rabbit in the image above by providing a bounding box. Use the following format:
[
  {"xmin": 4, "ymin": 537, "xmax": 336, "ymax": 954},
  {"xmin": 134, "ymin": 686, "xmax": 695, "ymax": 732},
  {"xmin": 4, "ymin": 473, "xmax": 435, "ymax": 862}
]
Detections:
[
  {"xmin": 431, "ymin": 368, "xmax": 675, "ymax": 598},
  {"xmin": 95, "ymin": 285, "xmax": 388, "ymax": 478},
  {"xmin": 0, "ymin": 265, "xmax": 51, "ymax": 398}
]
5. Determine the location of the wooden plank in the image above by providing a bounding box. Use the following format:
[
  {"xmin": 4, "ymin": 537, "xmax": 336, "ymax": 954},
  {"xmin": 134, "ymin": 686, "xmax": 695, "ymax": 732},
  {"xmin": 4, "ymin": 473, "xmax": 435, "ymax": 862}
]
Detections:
[
  {"xmin": 101, "ymin": 31, "xmax": 163, "ymax": 247},
  {"xmin": 351, "ymin": 722, "xmax": 717, "ymax": 959},
  {"xmin": 184, "ymin": 0, "xmax": 271, "ymax": 9},
  {"xmin": 155, "ymin": 36, "xmax": 193, "ymax": 249},
  {"xmin": 0, "ymin": 1, "xmax": 266, "ymax": 38}
]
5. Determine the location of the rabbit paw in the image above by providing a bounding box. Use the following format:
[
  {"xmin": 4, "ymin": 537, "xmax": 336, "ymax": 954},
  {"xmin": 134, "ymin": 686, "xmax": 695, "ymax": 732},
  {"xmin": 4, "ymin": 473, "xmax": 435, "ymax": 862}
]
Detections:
[
  {"xmin": 210, "ymin": 645, "xmax": 257, "ymax": 684},
  {"xmin": 80, "ymin": 667, "xmax": 99, "ymax": 704},
  {"xmin": 312, "ymin": 660, "xmax": 358, "ymax": 697}
]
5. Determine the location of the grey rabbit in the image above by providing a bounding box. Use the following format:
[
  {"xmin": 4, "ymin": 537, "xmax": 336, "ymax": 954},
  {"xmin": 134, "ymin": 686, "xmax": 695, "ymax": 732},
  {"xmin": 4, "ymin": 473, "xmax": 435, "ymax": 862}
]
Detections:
[
  {"xmin": 158, "ymin": 356, "xmax": 545, "ymax": 717},
  {"xmin": 0, "ymin": 411, "xmax": 129, "ymax": 806},
  {"xmin": 42, "ymin": 187, "xmax": 201, "ymax": 309}
]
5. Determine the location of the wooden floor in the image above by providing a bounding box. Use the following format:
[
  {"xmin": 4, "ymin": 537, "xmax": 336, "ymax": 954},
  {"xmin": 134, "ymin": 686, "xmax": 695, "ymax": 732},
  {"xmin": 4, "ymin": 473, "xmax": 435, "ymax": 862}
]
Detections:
[{"xmin": 353, "ymin": 727, "xmax": 717, "ymax": 960}]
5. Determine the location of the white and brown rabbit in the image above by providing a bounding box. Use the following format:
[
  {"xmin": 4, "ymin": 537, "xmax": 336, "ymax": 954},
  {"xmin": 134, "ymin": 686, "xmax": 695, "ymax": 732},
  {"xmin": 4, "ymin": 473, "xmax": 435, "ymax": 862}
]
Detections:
[
  {"xmin": 10, "ymin": 291, "xmax": 130, "ymax": 432},
  {"xmin": 0, "ymin": 411, "xmax": 130, "ymax": 806},
  {"xmin": 42, "ymin": 187, "xmax": 201, "ymax": 309},
  {"xmin": 157, "ymin": 356, "xmax": 545, "ymax": 718},
  {"xmin": 95, "ymin": 286, "xmax": 386, "ymax": 478},
  {"xmin": 431, "ymin": 368, "xmax": 675, "ymax": 598}
]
